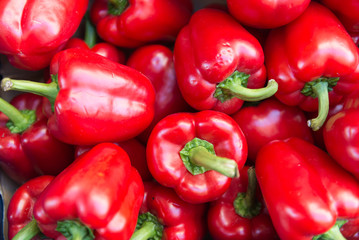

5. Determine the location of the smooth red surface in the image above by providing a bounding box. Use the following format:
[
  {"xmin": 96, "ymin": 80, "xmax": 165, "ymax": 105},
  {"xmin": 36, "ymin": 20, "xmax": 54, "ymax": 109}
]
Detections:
[
  {"xmin": 227, "ymin": 0, "xmax": 310, "ymax": 28},
  {"xmin": 208, "ymin": 166, "xmax": 278, "ymax": 240},
  {"xmin": 48, "ymin": 48, "xmax": 155, "ymax": 145},
  {"xmin": 232, "ymin": 98, "xmax": 313, "ymax": 162},
  {"xmin": 265, "ymin": 2, "xmax": 359, "ymax": 112},
  {"xmin": 7, "ymin": 175, "xmax": 54, "ymax": 240},
  {"xmin": 90, "ymin": 0, "xmax": 192, "ymax": 48},
  {"xmin": 140, "ymin": 182, "xmax": 207, "ymax": 240},
  {"xmin": 33, "ymin": 143, "xmax": 144, "ymax": 239},
  {"xmin": 64, "ymin": 38, "xmax": 126, "ymax": 64},
  {"xmin": 146, "ymin": 110, "xmax": 248, "ymax": 204},
  {"xmin": 127, "ymin": 44, "xmax": 191, "ymax": 143},
  {"xmin": 174, "ymin": 8, "xmax": 266, "ymax": 115},
  {"xmin": 0, "ymin": 0, "xmax": 88, "ymax": 70},
  {"xmin": 256, "ymin": 138, "xmax": 359, "ymax": 240}
]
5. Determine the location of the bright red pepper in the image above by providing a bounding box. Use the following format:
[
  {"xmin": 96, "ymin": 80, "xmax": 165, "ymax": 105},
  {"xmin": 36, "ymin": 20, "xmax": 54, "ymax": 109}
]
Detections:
[
  {"xmin": 90, "ymin": 0, "xmax": 192, "ymax": 48},
  {"xmin": 208, "ymin": 166, "xmax": 279, "ymax": 240},
  {"xmin": 265, "ymin": 2, "xmax": 359, "ymax": 131},
  {"xmin": 75, "ymin": 139, "xmax": 152, "ymax": 181},
  {"xmin": 174, "ymin": 8, "xmax": 277, "ymax": 115},
  {"xmin": 319, "ymin": 0, "xmax": 359, "ymax": 34},
  {"xmin": 227, "ymin": 0, "xmax": 310, "ymax": 29},
  {"xmin": 147, "ymin": 110, "xmax": 247, "ymax": 204},
  {"xmin": 130, "ymin": 181, "xmax": 207, "ymax": 240},
  {"xmin": 7, "ymin": 175, "xmax": 54, "ymax": 240},
  {"xmin": 231, "ymin": 98, "xmax": 314, "ymax": 162},
  {"xmin": 0, "ymin": 93, "xmax": 74, "ymax": 184},
  {"xmin": 0, "ymin": 0, "xmax": 88, "ymax": 70},
  {"xmin": 323, "ymin": 91, "xmax": 359, "ymax": 179},
  {"xmin": 256, "ymin": 137, "xmax": 359, "ymax": 240},
  {"xmin": 1, "ymin": 48, "xmax": 155, "ymax": 145},
  {"xmin": 29, "ymin": 143, "xmax": 144, "ymax": 240},
  {"xmin": 126, "ymin": 44, "xmax": 191, "ymax": 143}
]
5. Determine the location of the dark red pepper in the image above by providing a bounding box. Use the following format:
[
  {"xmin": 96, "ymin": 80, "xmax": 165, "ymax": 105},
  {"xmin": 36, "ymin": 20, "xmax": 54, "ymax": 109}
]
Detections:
[
  {"xmin": 7, "ymin": 175, "xmax": 54, "ymax": 240},
  {"xmin": 174, "ymin": 8, "xmax": 277, "ymax": 115},
  {"xmin": 256, "ymin": 137, "xmax": 359, "ymax": 240},
  {"xmin": 0, "ymin": 0, "xmax": 88, "ymax": 70},
  {"xmin": 1, "ymin": 48, "xmax": 156, "ymax": 145},
  {"xmin": 75, "ymin": 139, "xmax": 152, "ymax": 181},
  {"xmin": 147, "ymin": 110, "xmax": 247, "ymax": 204},
  {"xmin": 126, "ymin": 44, "xmax": 191, "ymax": 143},
  {"xmin": 0, "ymin": 93, "xmax": 74, "ymax": 183},
  {"xmin": 31, "ymin": 143, "xmax": 144, "ymax": 240},
  {"xmin": 90, "ymin": 0, "xmax": 193, "ymax": 48},
  {"xmin": 208, "ymin": 166, "xmax": 279, "ymax": 240},
  {"xmin": 227, "ymin": 0, "xmax": 310, "ymax": 28},
  {"xmin": 232, "ymin": 98, "xmax": 314, "ymax": 162},
  {"xmin": 265, "ymin": 2, "xmax": 359, "ymax": 131},
  {"xmin": 130, "ymin": 181, "xmax": 207, "ymax": 240}
]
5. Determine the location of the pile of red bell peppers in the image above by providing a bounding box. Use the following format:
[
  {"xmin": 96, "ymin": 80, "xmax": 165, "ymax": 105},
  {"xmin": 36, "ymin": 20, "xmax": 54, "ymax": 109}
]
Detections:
[{"xmin": 1, "ymin": 0, "xmax": 359, "ymax": 239}]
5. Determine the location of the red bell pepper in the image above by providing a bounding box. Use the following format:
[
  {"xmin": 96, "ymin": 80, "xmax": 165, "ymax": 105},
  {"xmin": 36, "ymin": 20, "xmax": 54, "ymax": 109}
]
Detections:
[
  {"xmin": 265, "ymin": 2, "xmax": 359, "ymax": 131},
  {"xmin": 319, "ymin": 0, "xmax": 359, "ymax": 34},
  {"xmin": 0, "ymin": 0, "xmax": 88, "ymax": 70},
  {"xmin": 90, "ymin": 0, "xmax": 193, "ymax": 48},
  {"xmin": 174, "ymin": 8, "xmax": 278, "ymax": 115},
  {"xmin": 323, "ymin": 91, "xmax": 359, "ymax": 179},
  {"xmin": 256, "ymin": 137, "xmax": 359, "ymax": 240},
  {"xmin": 1, "ymin": 48, "xmax": 155, "ymax": 145},
  {"xmin": 130, "ymin": 181, "xmax": 207, "ymax": 240},
  {"xmin": 231, "ymin": 98, "xmax": 314, "ymax": 162},
  {"xmin": 127, "ymin": 44, "xmax": 191, "ymax": 143},
  {"xmin": 7, "ymin": 175, "xmax": 54, "ymax": 240},
  {"xmin": 75, "ymin": 139, "xmax": 152, "ymax": 181},
  {"xmin": 64, "ymin": 16, "xmax": 125, "ymax": 64},
  {"xmin": 208, "ymin": 166, "xmax": 279, "ymax": 240},
  {"xmin": 0, "ymin": 93, "xmax": 74, "ymax": 183},
  {"xmin": 227, "ymin": 0, "xmax": 310, "ymax": 29},
  {"xmin": 27, "ymin": 143, "xmax": 144, "ymax": 240},
  {"xmin": 147, "ymin": 110, "xmax": 248, "ymax": 204},
  {"xmin": 341, "ymin": 217, "xmax": 359, "ymax": 240}
]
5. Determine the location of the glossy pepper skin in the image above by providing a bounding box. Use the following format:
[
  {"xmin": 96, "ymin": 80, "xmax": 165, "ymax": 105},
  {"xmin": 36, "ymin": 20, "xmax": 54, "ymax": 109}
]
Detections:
[
  {"xmin": 0, "ymin": 0, "xmax": 88, "ymax": 70},
  {"xmin": 131, "ymin": 182, "xmax": 207, "ymax": 240},
  {"xmin": 208, "ymin": 166, "xmax": 278, "ymax": 240},
  {"xmin": 127, "ymin": 44, "xmax": 191, "ymax": 143},
  {"xmin": 319, "ymin": 0, "xmax": 359, "ymax": 34},
  {"xmin": 256, "ymin": 137, "xmax": 359, "ymax": 240},
  {"xmin": 90, "ymin": 0, "xmax": 193, "ymax": 48},
  {"xmin": 174, "ymin": 8, "xmax": 277, "ymax": 115},
  {"xmin": 232, "ymin": 98, "xmax": 314, "ymax": 162},
  {"xmin": 265, "ymin": 2, "xmax": 359, "ymax": 131},
  {"xmin": 33, "ymin": 143, "xmax": 144, "ymax": 240},
  {"xmin": 0, "ymin": 93, "xmax": 74, "ymax": 183},
  {"xmin": 323, "ymin": 91, "xmax": 359, "ymax": 179},
  {"xmin": 75, "ymin": 139, "xmax": 152, "ymax": 181},
  {"xmin": 147, "ymin": 110, "xmax": 248, "ymax": 204},
  {"xmin": 2, "ymin": 48, "xmax": 155, "ymax": 145},
  {"xmin": 7, "ymin": 175, "xmax": 54, "ymax": 240},
  {"xmin": 227, "ymin": 0, "xmax": 310, "ymax": 29}
]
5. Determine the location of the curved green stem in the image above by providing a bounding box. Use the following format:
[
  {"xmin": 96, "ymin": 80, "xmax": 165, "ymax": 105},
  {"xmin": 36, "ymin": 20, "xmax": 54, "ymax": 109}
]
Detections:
[
  {"xmin": 307, "ymin": 81, "xmax": 329, "ymax": 131},
  {"xmin": 56, "ymin": 220, "xmax": 94, "ymax": 240},
  {"xmin": 12, "ymin": 219, "xmax": 40, "ymax": 240},
  {"xmin": 1, "ymin": 77, "xmax": 58, "ymax": 109},
  {"xmin": 313, "ymin": 220, "xmax": 347, "ymax": 240},
  {"xmin": 108, "ymin": 0, "xmax": 128, "ymax": 15},
  {"xmin": 84, "ymin": 14, "xmax": 96, "ymax": 48},
  {"xmin": 130, "ymin": 221, "xmax": 157, "ymax": 240},
  {"xmin": 189, "ymin": 146, "xmax": 239, "ymax": 178},
  {"xmin": 234, "ymin": 167, "xmax": 261, "ymax": 218}
]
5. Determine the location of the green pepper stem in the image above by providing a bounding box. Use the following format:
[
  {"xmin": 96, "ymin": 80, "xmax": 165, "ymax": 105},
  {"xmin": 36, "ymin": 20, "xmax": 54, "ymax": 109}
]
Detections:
[
  {"xmin": 108, "ymin": 0, "xmax": 128, "ymax": 15},
  {"xmin": 84, "ymin": 14, "xmax": 96, "ymax": 48},
  {"xmin": 0, "ymin": 97, "xmax": 29, "ymax": 129},
  {"xmin": 222, "ymin": 79, "xmax": 278, "ymax": 102},
  {"xmin": 130, "ymin": 221, "xmax": 157, "ymax": 240},
  {"xmin": 315, "ymin": 223, "xmax": 347, "ymax": 240},
  {"xmin": 189, "ymin": 146, "xmax": 239, "ymax": 178},
  {"xmin": 12, "ymin": 219, "xmax": 40, "ymax": 240},
  {"xmin": 1, "ymin": 78, "xmax": 58, "ymax": 107},
  {"xmin": 307, "ymin": 81, "xmax": 329, "ymax": 131}
]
